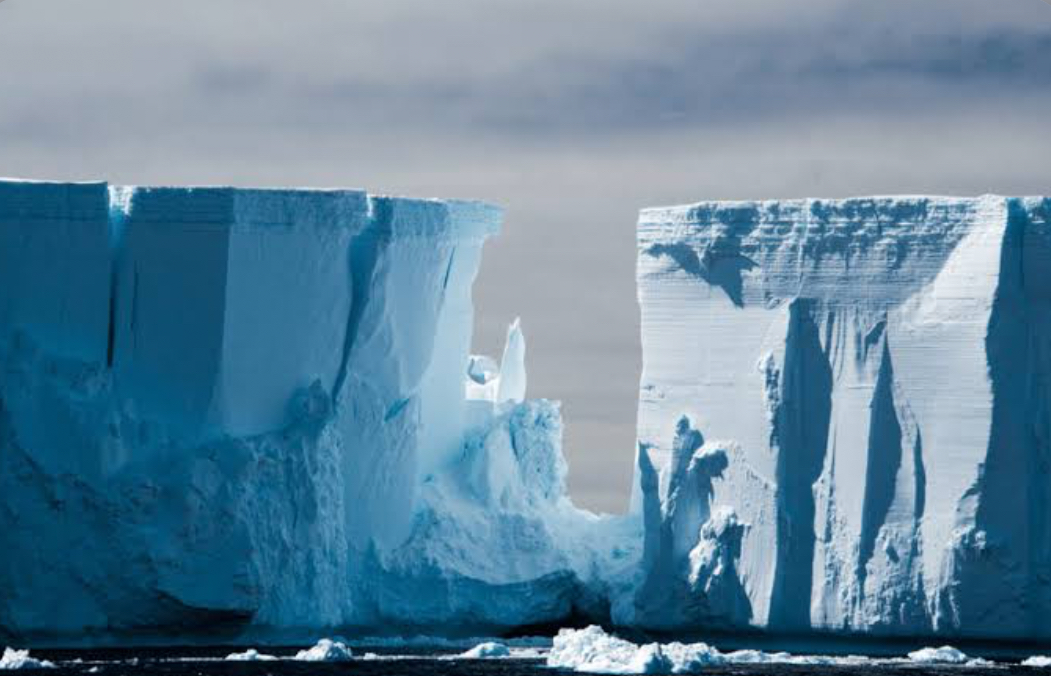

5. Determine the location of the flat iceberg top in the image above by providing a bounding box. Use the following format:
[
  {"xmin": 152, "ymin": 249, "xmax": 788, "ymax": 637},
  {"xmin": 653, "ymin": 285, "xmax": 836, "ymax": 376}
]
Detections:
[
  {"xmin": 118, "ymin": 184, "xmax": 501, "ymax": 239},
  {"xmin": 640, "ymin": 194, "xmax": 1047, "ymax": 218},
  {"xmin": 0, "ymin": 179, "xmax": 108, "ymax": 220},
  {"xmin": 638, "ymin": 194, "xmax": 1049, "ymax": 307}
]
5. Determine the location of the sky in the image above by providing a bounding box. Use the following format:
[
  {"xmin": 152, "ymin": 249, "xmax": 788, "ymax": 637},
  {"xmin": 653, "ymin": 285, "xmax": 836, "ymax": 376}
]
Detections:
[{"xmin": 1, "ymin": 0, "xmax": 1049, "ymax": 512}]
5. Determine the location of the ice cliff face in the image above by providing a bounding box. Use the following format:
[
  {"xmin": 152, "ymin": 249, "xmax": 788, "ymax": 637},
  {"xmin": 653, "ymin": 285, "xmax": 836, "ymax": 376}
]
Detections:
[
  {"xmin": 6, "ymin": 182, "xmax": 1048, "ymax": 645},
  {"xmin": 631, "ymin": 195, "xmax": 1051, "ymax": 640},
  {"xmin": 0, "ymin": 179, "xmax": 621, "ymax": 642}
]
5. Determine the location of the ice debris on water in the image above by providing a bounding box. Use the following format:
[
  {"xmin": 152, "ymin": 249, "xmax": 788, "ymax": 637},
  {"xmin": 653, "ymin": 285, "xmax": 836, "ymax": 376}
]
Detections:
[
  {"xmin": 223, "ymin": 649, "xmax": 278, "ymax": 662},
  {"xmin": 458, "ymin": 642, "xmax": 511, "ymax": 659},
  {"xmin": 293, "ymin": 638, "xmax": 353, "ymax": 662},
  {"xmin": 907, "ymin": 646, "xmax": 971, "ymax": 665},
  {"xmin": 0, "ymin": 649, "xmax": 54, "ymax": 670},
  {"xmin": 547, "ymin": 626, "xmax": 1002, "ymax": 674}
]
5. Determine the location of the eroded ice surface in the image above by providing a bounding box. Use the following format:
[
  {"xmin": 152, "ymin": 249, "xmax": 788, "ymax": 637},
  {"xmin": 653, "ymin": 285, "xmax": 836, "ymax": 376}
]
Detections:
[
  {"xmin": 631, "ymin": 195, "xmax": 1051, "ymax": 639},
  {"xmin": 223, "ymin": 650, "xmax": 277, "ymax": 662},
  {"xmin": 293, "ymin": 638, "xmax": 353, "ymax": 662}
]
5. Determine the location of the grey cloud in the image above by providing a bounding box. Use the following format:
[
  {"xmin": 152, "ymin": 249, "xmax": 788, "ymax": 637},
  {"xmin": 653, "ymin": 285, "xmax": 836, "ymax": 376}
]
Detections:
[{"xmin": 1, "ymin": 0, "xmax": 1050, "ymax": 512}]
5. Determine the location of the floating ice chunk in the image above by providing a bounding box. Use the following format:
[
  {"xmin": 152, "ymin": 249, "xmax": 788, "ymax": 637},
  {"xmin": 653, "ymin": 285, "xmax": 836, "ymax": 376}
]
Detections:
[
  {"xmin": 723, "ymin": 649, "xmax": 796, "ymax": 664},
  {"xmin": 0, "ymin": 649, "xmax": 54, "ymax": 670},
  {"xmin": 547, "ymin": 626, "xmax": 721, "ymax": 674},
  {"xmin": 347, "ymin": 635, "xmax": 551, "ymax": 649},
  {"xmin": 223, "ymin": 649, "xmax": 278, "ymax": 662},
  {"xmin": 907, "ymin": 646, "xmax": 971, "ymax": 664},
  {"xmin": 294, "ymin": 638, "xmax": 353, "ymax": 662},
  {"xmin": 1023, "ymin": 656, "xmax": 1051, "ymax": 667},
  {"xmin": 725, "ymin": 651, "xmax": 874, "ymax": 667},
  {"xmin": 548, "ymin": 626, "xmax": 903, "ymax": 673},
  {"xmin": 459, "ymin": 642, "xmax": 511, "ymax": 658},
  {"xmin": 547, "ymin": 625, "xmax": 655, "ymax": 674}
]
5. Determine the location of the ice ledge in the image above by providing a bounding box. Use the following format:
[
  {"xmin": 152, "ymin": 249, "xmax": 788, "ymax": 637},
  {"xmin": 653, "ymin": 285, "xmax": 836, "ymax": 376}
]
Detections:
[
  {"xmin": 639, "ymin": 194, "xmax": 1042, "ymax": 221},
  {"xmin": 0, "ymin": 179, "xmax": 109, "ymax": 221},
  {"xmin": 116, "ymin": 185, "xmax": 501, "ymax": 239}
]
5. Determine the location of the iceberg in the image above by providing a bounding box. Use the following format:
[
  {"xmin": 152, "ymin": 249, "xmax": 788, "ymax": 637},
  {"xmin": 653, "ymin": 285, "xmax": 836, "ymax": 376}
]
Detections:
[
  {"xmin": 0, "ymin": 179, "xmax": 618, "ymax": 642},
  {"xmin": 630, "ymin": 195, "xmax": 1051, "ymax": 640}
]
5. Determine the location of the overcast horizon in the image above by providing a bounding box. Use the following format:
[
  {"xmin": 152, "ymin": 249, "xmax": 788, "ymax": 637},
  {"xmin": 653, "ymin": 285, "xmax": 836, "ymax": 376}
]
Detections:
[{"xmin": 2, "ymin": 0, "xmax": 1049, "ymax": 512}]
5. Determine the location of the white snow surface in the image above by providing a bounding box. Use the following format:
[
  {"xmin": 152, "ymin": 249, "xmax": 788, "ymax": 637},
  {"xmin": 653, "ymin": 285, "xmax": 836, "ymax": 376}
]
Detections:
[{"xmin": 0, "ymin": 649, "xmax": 53, "ymax": 670}]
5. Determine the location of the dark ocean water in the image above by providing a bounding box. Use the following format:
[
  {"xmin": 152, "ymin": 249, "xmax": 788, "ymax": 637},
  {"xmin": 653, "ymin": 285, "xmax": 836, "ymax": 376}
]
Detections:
[{"xmin": 20, "ymin": 645, "xmax": 1044, "ymax": 676}]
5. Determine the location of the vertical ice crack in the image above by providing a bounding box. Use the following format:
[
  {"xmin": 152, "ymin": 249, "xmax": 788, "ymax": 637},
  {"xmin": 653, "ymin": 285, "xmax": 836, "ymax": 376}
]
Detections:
[
  {"xmin": 857, "ymin": 336, "xmax": 903, "ymax": 590},
  {"xmin": 768, "ymin": 298, "xmax": 833, "ymax": 631}
]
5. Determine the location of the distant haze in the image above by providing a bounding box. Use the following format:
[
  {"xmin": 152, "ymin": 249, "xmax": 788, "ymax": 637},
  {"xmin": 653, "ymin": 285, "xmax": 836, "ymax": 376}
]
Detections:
[{"xmin": 1, "ymin": 0, "xmax": 1049, "ymax": 512}]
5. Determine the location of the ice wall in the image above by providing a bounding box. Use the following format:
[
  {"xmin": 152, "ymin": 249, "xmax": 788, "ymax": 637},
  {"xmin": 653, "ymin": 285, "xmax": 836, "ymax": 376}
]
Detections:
[
  {"xmin": 0, "ymin": 179, "xmax": 620, "ymax": 642},
  {"xmin": 631, "ymin": 195, "xmax": 1051, "ymax": 640},
  {"xmin": 0, "ymin": 180, "xmax": 111, "ymax": 365},
  {"xmin": 112, "ymin": 187, "xmax": 370, "ymax": 441}
]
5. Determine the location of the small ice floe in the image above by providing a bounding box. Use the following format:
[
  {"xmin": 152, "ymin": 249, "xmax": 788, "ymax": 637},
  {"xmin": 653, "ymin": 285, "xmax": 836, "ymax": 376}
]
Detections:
[
  {"xmin": 347, "ymin": 634, "xmax": 549, "ymax": 650},
  {"xmin": 294, "ymin": 638, "xmax": 353, "ymax": 662},
  {"xmin": 0, "ymin": 649, "xmax": 55, "ymax": 670},
  {"xmin": 1024, "ymin": 656, "xmax": 1051, "ymax": 668},
  {"xmin": 459, "ymin": 642, "xmax": 511, "ymax": 659},
  {"xmin": 224, "ymin": 649, "xmax": 278, "ymax": 662},
  {"xmin": 907, "ymin": 646, "xmax": 971, "ymax": 665},
  {"xmin": 547, "ymin": 626, "xmax": 894, "ymax": 674},
  {"xmin": 547, "ymin": 626, "xmax": 722, "ymax": 674},
  {"xmin": 723, "ymin": 649, "xmax": 873, "ymax": 666}
]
